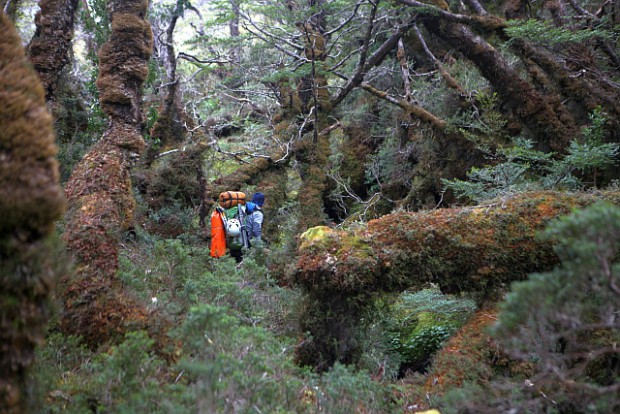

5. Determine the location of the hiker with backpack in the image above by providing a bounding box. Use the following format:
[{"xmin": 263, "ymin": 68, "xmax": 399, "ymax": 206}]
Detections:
[
  {"xmin": 246, "ymin": 192, "xmax": 265, "ymax": 244},
  {"xmin": 209, "ymin": 191, "xmax": 266, "ymax": 263}
]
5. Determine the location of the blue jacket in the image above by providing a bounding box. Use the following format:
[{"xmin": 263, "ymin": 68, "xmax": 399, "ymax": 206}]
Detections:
[{"xmin": 246, "ymin": 206, "xmax": 263, "ymax": 241}]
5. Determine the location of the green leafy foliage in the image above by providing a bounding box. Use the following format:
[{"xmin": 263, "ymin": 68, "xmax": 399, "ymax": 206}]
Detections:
[
  {"xmin": 447, "ymin": 91, "xmax": 508, "ymax": 153},
  {"xmin": 444, "ymin": 109, "xmax": 619, "ymax": 202},
  {"xmin": 386, "ymin": 287, "xmax": 477, "ymax": 372},
  {"xmin": 506, "ymin": 19, "xmax": 612, "ymax": 45},
  {"xmin": 308, "ymin": 363, "xmax": 398, "ymax": 414},
  {"xmin": 88, "ymin": 332, "xmax": 164, "ymax": 413},
  {"xmin": 365, "ymin": 135, "xmax": 415, "ymax": 194},
  {"xmin": 32, "ymin": 215, "xmax": 412, "ymax": 413},
  {"xmin": 488, "ymin": 202, "xmax": 620, "ymax": 412}
]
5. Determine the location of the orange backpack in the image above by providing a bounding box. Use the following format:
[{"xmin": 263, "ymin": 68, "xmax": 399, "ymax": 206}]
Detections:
[{"xmin": 210, "ymin": 209, "xmax": 227, "ymax": 257}]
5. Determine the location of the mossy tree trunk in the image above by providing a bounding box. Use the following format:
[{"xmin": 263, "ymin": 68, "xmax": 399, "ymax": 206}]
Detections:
[
  {"xmin": 422, "ymin": 18, "xmax": 577, "ymax": 152},
  {"xmin": 293, "ymin": 190, "xmax": 620, "ymax": 369},
  {"xmin": 290, "ymin": 0, "xmax": 335, "ymax": 232},
  {"xmin": 0, "ymin": 14, "xmax": 65, "ymax": 414},
  {"xmin": 144, "ymin": 0, "xmax": 195, "ymax": 165},
  {"xmin": 27, "ymin": 0, "xmax": 80, "ymax": 103},
  {"xmin": 133, "ymin": 1, "xmax": 210, "ymax": 238},
  {"xmin": 60, "ymin": 0, "xmax": 153, "ymax": 347}
]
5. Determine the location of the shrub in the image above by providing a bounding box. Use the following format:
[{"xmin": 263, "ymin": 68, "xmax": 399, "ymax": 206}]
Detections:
[
  {"xmin": 489, "ymin": 202, "xmax": 620, "ymax": 412},
  {"xmin": 310, "ymin": 363, "xmax": 399, "ymax": 413},
  {"xmin": 387, "ymin": 288, "xmax": 477, "ymax": 374},
  {"xmin": 87, "ymin": 331, "xmax": 166, "ymax": 413},
  {"xmin": 443, "ymin": 109, "xmax": 619, "ymax": 203},
  {"xmin": 174, "ymin": 303, "xmax": 308, "ymax": 413}
]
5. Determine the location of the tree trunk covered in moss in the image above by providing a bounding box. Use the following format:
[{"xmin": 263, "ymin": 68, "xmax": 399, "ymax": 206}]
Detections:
[
  {"xmin": 134, "ymin": 1, "xmax": 209, "ymax": 238},
  {"xmin": 512, "ymin": 39, "xmax": 620, "ymax": 124},
  {"xmin": 0, "ymin": 14, "xmax": 65, "ymax": 414},
  {"xmin": 294, "ymin": 190, "xmax": 620, "ymax": 369},
  {"xmin": 422, "ymin": 18, "xmax": 577, "ymax": 152},
  {"xmin": 27, "ymin": 0, "xmax": 80, "ymax": 102},
  {"xmin": 294, "ymin": 133, "xmax": 331, "ymax": 231},
  {"xmin": 144, "ymin": 0, "xmax": 194, "ymax": 165},
  {"xmin": 60, "ymin": 0, "xmax": 153, "ymax": 347}
]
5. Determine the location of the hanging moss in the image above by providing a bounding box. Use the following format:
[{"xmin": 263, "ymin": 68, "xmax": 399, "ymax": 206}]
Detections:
[{"xmin": 0, "ymin": 13, "xmax": 65, "ymax": 414}]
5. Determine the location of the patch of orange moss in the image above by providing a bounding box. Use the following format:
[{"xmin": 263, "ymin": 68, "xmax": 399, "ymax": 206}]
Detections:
[{"xmin": 424, "ymin": 309, "xmax": 498, "ymax": 393}]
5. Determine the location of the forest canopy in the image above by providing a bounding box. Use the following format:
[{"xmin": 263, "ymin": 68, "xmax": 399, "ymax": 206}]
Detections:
[{"xmin": 1, "ymin": 0, "xmax": 619, "ymax": 413}]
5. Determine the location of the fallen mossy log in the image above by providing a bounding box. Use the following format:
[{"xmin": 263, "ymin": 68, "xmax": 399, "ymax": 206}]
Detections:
[{"xmin": 293, "ymin": 190, "xmax": 620, "ymax": 369}]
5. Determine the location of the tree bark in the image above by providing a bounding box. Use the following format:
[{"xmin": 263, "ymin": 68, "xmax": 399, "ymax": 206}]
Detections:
[
  {"xmin": 27, "ymin": 0, "xmax": 80, "ymax": 102},
  {"xmin": 147, "ymin": 0, "xmax": 190, "ymax": 158},
  {"xmin": 60, "ymin": 0, "xmax": 153, "ymax": 347},
  {"xmin": 422, "ymin": 17, "xmax": 578, "ymax": 151},
  {"xmin": 294, "ymin": 190, "xmax": 620, "ymax": 369},
  {"xmin": 0, "ymin": 13, "xmax": 65, "ymax": 414}
]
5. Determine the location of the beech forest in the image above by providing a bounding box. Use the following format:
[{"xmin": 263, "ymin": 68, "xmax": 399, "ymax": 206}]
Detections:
[{"xmin": 1, "ymin": 0, "xmax": 619, "ymax": 413}]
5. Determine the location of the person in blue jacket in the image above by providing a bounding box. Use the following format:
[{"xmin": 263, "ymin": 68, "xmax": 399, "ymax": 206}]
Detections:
[{"xmin": 246, "ymin": 192, "xmax": 265, "ymax": 244}]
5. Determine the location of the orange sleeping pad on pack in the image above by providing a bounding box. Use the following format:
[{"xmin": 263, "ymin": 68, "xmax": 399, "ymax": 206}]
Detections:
[
  {"xmin": 219, "ymin": 191, "xmax": 246, "ymax": 209},
  {"xmin": 210, "ymin": 209, "xmax": 226, "ymax": 258}
]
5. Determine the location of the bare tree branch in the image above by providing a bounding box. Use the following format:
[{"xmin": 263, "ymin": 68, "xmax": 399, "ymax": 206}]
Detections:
[
  {"xmin": 361, "ymin": 83, "xmax": 448, "ymax": 130},
  {"xmin": 397, "ymin": 38, "xmax": 412, "ymax": 103},
  {"xmin": 331, "ymin": 16, "xmax": 415, "ymax": 106},
  {"xmin": 395, "ymin": 0, "xmax": 505, "ymax": 31},
  {"xmin": 178, "ymin": 51, "xmax": 231, "ymax": 65}
]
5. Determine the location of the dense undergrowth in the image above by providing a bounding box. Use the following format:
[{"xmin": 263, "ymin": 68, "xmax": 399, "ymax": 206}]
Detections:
[{"xmin": 28, "ymin": 234, "xmax": 407, "ymax": 413}]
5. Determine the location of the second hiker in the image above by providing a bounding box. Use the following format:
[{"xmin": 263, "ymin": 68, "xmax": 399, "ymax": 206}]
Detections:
[
  {"xmin": 227, "ymin": 191, "xmax": 265, "ymax": 263},
  {"xmin": 246, "ymin": 192, "xmax": 265, "ymax": 245}
]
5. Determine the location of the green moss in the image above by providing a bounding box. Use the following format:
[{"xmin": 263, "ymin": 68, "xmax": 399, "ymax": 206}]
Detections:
[
  {"xmin": 388, "ymin": 288, "xmax": 477, "ymax": 371},
  {"xmin": 299, "ymin": 225, "xmax": 333, "ymax": 249}
]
